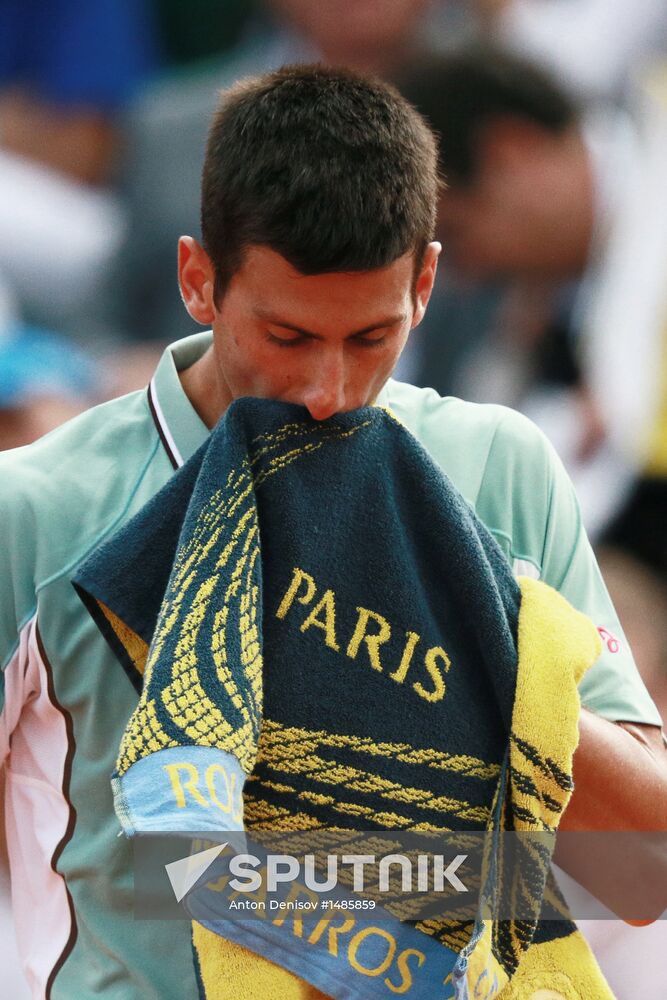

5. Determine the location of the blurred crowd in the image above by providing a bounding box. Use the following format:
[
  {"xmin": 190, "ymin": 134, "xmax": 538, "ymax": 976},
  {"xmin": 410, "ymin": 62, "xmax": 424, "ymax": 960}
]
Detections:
[{"xmin": 2, "ymin": 2, "xmax": 667, "ymax": 996}]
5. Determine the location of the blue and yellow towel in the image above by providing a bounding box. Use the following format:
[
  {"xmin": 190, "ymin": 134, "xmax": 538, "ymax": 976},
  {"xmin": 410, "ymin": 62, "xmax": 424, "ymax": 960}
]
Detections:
[{"xmin": 73, "ymin": 399, "xmax": 614, "ymax": 1000}]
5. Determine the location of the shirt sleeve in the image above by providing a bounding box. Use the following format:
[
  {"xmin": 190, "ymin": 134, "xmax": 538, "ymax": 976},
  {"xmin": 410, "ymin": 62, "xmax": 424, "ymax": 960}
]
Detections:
[
  {"xmin": 0, "ymin": 461, "xmax": 39, "ymax": 764},
  {"xmin": 531, "ymin": 420, "xmax": 662, "ymax": 724},
  {"xmin": 482, "ymin": 408, "xmax": 663, "ymax": 726}
]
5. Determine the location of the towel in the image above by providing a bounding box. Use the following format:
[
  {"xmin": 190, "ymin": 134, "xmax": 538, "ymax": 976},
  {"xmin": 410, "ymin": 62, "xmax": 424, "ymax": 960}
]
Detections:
[{"xmin": 73, "ymin": 399, "xmax": 614, "ymax": 1000}]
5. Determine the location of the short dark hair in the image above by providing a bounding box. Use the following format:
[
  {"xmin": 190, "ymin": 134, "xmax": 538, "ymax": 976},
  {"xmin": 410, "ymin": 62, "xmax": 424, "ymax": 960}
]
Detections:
[
  {"xmin": 397, "ymin": 45, "xmax": 579, "ymax": 186},
  {"xmin": 201, "ymin": 64, "xmax": 440, "ymax": 300}
]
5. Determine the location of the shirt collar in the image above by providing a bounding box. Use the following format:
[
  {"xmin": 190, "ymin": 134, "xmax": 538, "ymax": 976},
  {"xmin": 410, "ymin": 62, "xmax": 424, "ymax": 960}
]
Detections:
[{"xmin": 149, "ymin": 331, "xmax": 212, "ymax": 467}]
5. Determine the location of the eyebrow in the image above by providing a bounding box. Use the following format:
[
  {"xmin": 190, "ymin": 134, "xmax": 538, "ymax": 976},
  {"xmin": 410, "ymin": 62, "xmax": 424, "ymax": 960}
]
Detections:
[{"xmin": 254, "ymin": 309, "xmax": 407, "ymax": 339}]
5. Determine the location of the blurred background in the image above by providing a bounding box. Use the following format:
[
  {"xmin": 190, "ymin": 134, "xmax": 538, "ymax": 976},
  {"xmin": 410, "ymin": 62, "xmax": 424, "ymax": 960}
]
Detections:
[{"xmin": 1, "ymin": 2, "xmax": 667, "ymax": 997}]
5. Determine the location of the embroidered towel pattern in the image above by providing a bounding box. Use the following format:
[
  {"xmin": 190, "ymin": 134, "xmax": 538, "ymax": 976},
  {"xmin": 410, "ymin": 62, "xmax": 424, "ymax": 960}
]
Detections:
[{"xmin": 74, "ymin": 399, "xmax": 613, "ymax": 1000}]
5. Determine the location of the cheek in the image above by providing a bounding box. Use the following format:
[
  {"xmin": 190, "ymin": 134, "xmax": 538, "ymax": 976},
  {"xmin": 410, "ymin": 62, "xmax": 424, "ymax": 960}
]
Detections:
[
  {"xmin": 354, "ymin": 350, "xmax": 400, "ymax": 395},
  {"xmin": 230, "ymin": 344, "xmax": 296, "ymax": 397}
]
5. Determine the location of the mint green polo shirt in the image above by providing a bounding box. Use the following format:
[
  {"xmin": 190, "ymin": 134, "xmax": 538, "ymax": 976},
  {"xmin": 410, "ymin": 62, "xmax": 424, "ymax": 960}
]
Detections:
[{"xmin": 0, "ymin": 331, "xmax": 660, "ymax": 998}]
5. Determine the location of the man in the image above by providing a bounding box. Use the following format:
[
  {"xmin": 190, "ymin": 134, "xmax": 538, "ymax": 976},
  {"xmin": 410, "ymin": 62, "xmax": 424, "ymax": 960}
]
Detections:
[
  {"xmin": 395, "ymin": 46, "xmax": 597, "ymax": 407},
  {"xmin": 0, "ymin": 64, "xmax": 664, "ymax": 998},
  {"xmin": 397, "ymin": 47, "xmax": 667, "ymax": 538}
]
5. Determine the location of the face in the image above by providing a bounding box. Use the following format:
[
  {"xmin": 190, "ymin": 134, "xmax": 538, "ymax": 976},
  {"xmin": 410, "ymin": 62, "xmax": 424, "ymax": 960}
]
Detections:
[
  {"xmin": 438, "ymin": 181, "xmax": 529, "ymax": 279},
  {"xmin": 437, "ymin": 155, "xmax": 560, "ymax": 279},
  {"xmin": 178, "ymin": 241, "xmax": 439, "ymax": 423},
  {"xmin": 437, "ymin": 123, "xmax": 591, "ymax": 280},
  {"xmin": 269, "ymin": 0, "xmax": 429, "ymax": 58}
]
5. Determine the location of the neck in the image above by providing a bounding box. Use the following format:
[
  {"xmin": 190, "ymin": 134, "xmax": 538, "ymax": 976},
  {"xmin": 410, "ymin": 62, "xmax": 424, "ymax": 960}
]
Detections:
[{"xmin": 179, "ymin": 345, "xmax": 229, "ymax": 429}]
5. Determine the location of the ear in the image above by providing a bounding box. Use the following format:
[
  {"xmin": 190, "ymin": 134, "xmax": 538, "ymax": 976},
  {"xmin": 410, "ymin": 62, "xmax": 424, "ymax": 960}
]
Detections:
[
  {"xmin": 411, "ymin": 241, "xmax": 441, "ymax": 328},
  {"xmin": 177, "ymin": 236, "xmax": 217, "ymax": 324}
]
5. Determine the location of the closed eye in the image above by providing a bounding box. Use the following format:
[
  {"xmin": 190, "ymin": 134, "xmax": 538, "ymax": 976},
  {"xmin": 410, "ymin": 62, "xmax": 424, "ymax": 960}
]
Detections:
[
  {"xmin": 351, "ymin": 333, "xmax": 388, "ymax": 348},
  {"xmin": 265, "ymin": 331, "xmax": 310, "ymax": 348}
]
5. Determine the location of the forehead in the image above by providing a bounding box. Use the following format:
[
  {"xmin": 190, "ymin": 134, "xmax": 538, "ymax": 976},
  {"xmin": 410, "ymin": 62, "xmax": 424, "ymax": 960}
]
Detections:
[{"xmin": 228, "ymin": 245, "xmax": 416, "ymax": 322}]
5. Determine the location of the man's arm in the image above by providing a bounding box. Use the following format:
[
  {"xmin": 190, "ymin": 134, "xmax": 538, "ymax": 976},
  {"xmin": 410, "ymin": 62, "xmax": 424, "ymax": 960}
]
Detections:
[
  {"xmin": 555, "ymin": 712, "xmax": 667, "ymax": 920},
  {"xmin": 565, "ymin": 715, "xmax": 667, "ymax": 832}
]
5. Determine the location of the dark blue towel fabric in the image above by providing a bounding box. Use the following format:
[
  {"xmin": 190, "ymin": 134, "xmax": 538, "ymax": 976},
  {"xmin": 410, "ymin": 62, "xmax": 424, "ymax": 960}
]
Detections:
[
  {"xmin": 72, "ymin": 399, "xmax": 606, "ymax": 1000},
  {"xmin": 75, "ymin": 399, "xmax": 520, "ymax": 809}
]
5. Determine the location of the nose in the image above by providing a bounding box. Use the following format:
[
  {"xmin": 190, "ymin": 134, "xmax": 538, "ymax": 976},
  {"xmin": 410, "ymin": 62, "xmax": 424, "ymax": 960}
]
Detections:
[{"xmin": 301, "ymin": 353, "xmax": 347, "ymax": 421}]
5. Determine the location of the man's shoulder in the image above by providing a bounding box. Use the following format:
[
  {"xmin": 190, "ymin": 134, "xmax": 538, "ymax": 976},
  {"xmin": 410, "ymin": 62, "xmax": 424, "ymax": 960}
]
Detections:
[
  {"xmin": 383, "ymin": 380, "xmax": 554, "ymax": 501},
  {"xmin": 0, "ymin": 386, "xmax": 155, "ymax": 490},
  {"xmin": 0, "ymin": 388, "xmax": 166, "ymax": 590},
  {"xmin": 384, "ymin": 378, "xmax": 546, "ymax": 440}
]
